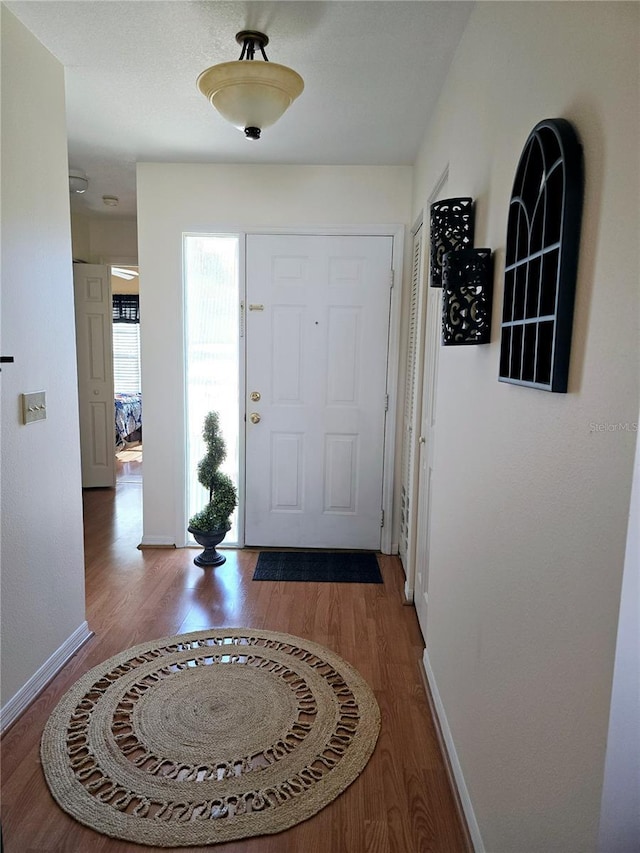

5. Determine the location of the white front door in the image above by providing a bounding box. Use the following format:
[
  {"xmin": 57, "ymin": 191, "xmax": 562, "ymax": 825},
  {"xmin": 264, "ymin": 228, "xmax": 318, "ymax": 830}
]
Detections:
[
  {"xmin": 245, "ymin": 234, "xmax": 393, "ymax": 549},
  {"xmin": 73, "ymin": 264, "xmax": 115, "ymax": 488}
]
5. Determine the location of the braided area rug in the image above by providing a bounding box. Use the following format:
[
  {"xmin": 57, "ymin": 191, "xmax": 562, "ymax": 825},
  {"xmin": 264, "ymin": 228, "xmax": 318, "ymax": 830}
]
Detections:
[{"xmin": 41, "ymin": 628, "xmax": 380, "ymax": 847}]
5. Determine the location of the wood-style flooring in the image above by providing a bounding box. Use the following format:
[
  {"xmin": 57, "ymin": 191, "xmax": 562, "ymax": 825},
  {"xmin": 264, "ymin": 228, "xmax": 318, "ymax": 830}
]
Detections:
[{"xmin": 1, "ymin": 458, "xmax": 469, "ymax": 852}]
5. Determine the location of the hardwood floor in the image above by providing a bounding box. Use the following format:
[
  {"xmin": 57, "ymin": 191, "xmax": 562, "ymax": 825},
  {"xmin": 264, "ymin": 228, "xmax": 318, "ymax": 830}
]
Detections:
[{"xmin": 1, "ymin": 459, "xmax": 469, "ymax": 852}]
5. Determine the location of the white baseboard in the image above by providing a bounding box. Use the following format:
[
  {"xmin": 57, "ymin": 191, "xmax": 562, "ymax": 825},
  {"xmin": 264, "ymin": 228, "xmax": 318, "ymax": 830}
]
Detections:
[
  {"xmin": 423, "ymin": 648, "xmax": 485, "ymax": 852},
  {"xmin": 138, "ymin": 535, "xmax": 176, "ymax": 548},
  {"xmin": 1, "ymin": 621, "xmax": 93, "ymax": 735}
]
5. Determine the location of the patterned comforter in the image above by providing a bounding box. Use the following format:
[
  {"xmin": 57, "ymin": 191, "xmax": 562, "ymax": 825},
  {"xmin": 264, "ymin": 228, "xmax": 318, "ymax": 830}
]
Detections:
[{"xmin": 115, "ymin": 393, "xmax": 142, "ymax": 445}]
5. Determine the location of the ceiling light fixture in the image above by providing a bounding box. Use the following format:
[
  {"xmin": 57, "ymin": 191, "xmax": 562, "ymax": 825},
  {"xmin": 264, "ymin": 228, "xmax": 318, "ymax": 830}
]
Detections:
[
  {"xmin": 69, "ymin": 169, "xmax": 88, "ymax": 194},
  {"xmin": 197, "ymin": 31, "xmax": 304, "ymax": 140},
  {"xmin": 112, "ymin": 267, "xmax": 139, "ymax": 280}
]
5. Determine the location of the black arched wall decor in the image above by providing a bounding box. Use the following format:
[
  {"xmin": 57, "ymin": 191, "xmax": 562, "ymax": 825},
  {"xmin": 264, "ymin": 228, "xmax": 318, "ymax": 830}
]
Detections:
[{"xmin": 499, "ymin": 118, "xmax": 584, "ymax": 391}]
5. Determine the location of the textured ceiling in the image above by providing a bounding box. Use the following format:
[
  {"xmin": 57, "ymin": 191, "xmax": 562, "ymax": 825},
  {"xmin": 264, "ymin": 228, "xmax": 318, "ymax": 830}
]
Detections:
[{"xmin": 7, "ymin": 1, "xmax": 474, "ymax": 217}]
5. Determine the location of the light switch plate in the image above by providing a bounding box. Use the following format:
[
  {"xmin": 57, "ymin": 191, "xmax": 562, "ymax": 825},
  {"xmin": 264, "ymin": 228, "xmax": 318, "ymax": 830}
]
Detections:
[{"xmin": 21, "ymin": 391, "xmax": 46, "ymax": 424}]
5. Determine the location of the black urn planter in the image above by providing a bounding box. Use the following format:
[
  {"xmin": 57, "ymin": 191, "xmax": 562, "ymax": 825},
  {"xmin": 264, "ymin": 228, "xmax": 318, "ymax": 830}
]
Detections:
[{"xmin": 188, "ymin": 525, "xmax": 227, "ymax": 567}]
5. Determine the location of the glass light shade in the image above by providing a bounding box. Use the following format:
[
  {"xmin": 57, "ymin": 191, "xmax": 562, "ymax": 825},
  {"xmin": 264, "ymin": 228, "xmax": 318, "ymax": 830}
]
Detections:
[
  {"xmin": 197, "ymin": 61, "xmax": 304, "ymax": 131},
  {"xmin": 69, "ymin": 169, "xmax": 88, "ymax": 194}
]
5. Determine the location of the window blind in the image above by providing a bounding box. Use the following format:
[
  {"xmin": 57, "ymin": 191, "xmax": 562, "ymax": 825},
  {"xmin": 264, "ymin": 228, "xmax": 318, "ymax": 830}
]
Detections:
[
  {"xmin": 113, "ymin": 323, "xmax": 141, "ymax": 394},
  {"xmin": 112, "ymin": 294, "xmax": 140, "ymax": 323}
]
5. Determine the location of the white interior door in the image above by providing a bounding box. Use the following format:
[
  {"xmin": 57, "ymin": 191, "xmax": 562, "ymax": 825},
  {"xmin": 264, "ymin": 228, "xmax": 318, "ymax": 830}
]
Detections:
[
  {"xmin": 414, "ymin": 285, "xmax": 441, "ymax": 639},
  {"xmin": 245, "ymin": 234, "xmax": 393, "ymax": 549},
  {"xmin": 73, "ymin": 263, "xmax": 115, "ymax": 488},
  {"xmin": 399, "ymin": 219, "xmax": 427, "ymax": 599},
  {"xmin": 413, "ymin": 175, "xmax": 448, "ymax": 639}
]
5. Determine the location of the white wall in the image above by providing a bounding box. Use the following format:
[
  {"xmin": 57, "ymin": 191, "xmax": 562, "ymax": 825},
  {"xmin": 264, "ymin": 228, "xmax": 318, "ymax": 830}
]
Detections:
[
  {"xmin": 1, "ymin": 8, "xmax": 88, "ymax": 715},
  {"xmin": 71, "ymin": 213, "xmax": 138, "ymax": 264},
  {"xmin": 599, "ymin": 410, "xmax": 640, "ymax": 853},
  {"xmin": 412, "ymin": 3, "xmax": 639, "ymax": 851},
  {"xmin": 70, "ymin": 212, "xmax": 91, "ymax": 260},
  {"xmin": 136, "ymin": 164, "xmax": 412, "ymax": 545}
]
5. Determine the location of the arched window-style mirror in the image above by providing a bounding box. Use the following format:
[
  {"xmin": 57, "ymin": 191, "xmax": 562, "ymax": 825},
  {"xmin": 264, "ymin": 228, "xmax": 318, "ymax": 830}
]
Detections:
[{"xmin": 499, "ymin": 118, "xmax": 583, "ymax": 392}]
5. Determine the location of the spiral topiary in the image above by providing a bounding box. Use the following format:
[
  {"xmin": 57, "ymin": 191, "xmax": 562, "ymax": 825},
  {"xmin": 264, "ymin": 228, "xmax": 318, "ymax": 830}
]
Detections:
[{"xmin": 188, "ymin": 411, "xmax": 237, "ymax": 531}]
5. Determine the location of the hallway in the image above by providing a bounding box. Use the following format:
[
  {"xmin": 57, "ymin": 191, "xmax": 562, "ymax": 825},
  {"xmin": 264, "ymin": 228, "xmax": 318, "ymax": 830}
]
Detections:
[{"xmin": 0, "ymin": 469, "xmax": 468, "ymax": 852}]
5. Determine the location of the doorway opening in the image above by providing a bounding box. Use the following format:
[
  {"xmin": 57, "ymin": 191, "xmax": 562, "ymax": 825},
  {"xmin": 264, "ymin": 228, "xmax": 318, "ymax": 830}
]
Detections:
[
  {"xmin": 112, "ymin": 266, "xmax": 142, "ymax": 480},
  {"xmin": 184, "ymin": 235, "xmax": 241, "ymax": 546}
]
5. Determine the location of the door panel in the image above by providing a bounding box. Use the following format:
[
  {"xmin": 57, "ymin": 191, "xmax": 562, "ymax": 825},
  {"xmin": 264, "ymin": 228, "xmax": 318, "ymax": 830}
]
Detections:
[
  {"xmin": 73, "ymin": 264, "xmax": 115, "ymax": 488},
  {"xmin": 271, "ymin": 432, "xmax": 303, "ymax": 510},
  {"xmin": 415, "ymin": 286, "xmax": 441, "ymax": 639},
  {"xmin": 412, "ymin": 177, "xmax": 447, "ymax": 639},
  {"xmin": 399, "ymin": 221, "xmax": 426, "ymax": 595},
  {"xmin": 245, "ymin": 234, "xmax": 392, "ymax": 549}
]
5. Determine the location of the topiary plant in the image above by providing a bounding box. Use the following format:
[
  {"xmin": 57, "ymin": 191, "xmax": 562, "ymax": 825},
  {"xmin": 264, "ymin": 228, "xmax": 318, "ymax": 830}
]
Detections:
[{"xmin": 188, "ymin": 411, "xmax": 237, "ymax": 532}]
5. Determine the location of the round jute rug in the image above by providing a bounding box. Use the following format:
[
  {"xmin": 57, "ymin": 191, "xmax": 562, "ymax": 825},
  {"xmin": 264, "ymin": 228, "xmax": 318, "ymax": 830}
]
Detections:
[{"xmin": 41, "ymin": 628, "xmax": 380, "ymax": 847}]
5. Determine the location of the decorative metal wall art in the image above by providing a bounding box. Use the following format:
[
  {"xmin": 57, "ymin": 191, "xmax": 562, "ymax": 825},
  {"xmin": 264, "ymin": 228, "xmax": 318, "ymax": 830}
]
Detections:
[
  {"xmin": 442, "ymin": 248, "xmax": 493, "ymax": 345},
  {"xmin": 429, "ymin": 197, "xmax": 474, "ymax": 287},
  {"xmin": 499, "ymin": 118, "xmax": 584, "ymax": 391}
]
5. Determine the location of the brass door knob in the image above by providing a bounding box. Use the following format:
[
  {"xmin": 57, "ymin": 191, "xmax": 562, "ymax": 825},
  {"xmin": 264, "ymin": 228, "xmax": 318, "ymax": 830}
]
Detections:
[{"xmin": 250, "ymin": 412, "xmax": 261, "ymax": 424}]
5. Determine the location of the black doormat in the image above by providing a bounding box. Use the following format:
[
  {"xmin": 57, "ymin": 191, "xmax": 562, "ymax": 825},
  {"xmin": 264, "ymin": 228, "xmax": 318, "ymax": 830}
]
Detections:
[{"xmin": 253, "ymin": 551, "xmax": 383, "ymax": 584}]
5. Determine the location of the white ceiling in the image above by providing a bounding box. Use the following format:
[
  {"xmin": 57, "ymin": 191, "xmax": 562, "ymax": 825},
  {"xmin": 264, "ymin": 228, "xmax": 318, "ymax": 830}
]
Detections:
[{"xmin": 7, "ymin": 1, "xmax": 474, "ymax": 218}]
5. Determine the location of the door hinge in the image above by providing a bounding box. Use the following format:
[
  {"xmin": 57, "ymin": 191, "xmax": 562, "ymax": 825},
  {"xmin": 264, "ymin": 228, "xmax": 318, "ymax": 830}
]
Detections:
[
  {"xmin": 384, "ymin": 394, "xmax": 389, "ymax": 412},
  {"xmin": 389, "ymin": 269, "xmax": 395, "ymax": 289},
  {"xmin": 239, "ymin": 301, "xmax": 245, "ymax": 338},
  {"xmin": 380, "ymin": 510, "xmax": 385, "ymax": 528}
]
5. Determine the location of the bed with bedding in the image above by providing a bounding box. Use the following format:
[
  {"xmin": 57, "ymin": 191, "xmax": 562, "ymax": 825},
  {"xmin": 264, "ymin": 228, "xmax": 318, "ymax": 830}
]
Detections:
[{"xmin": 115, "ymin": 392, "xmax": 142, "ymax": 446}]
